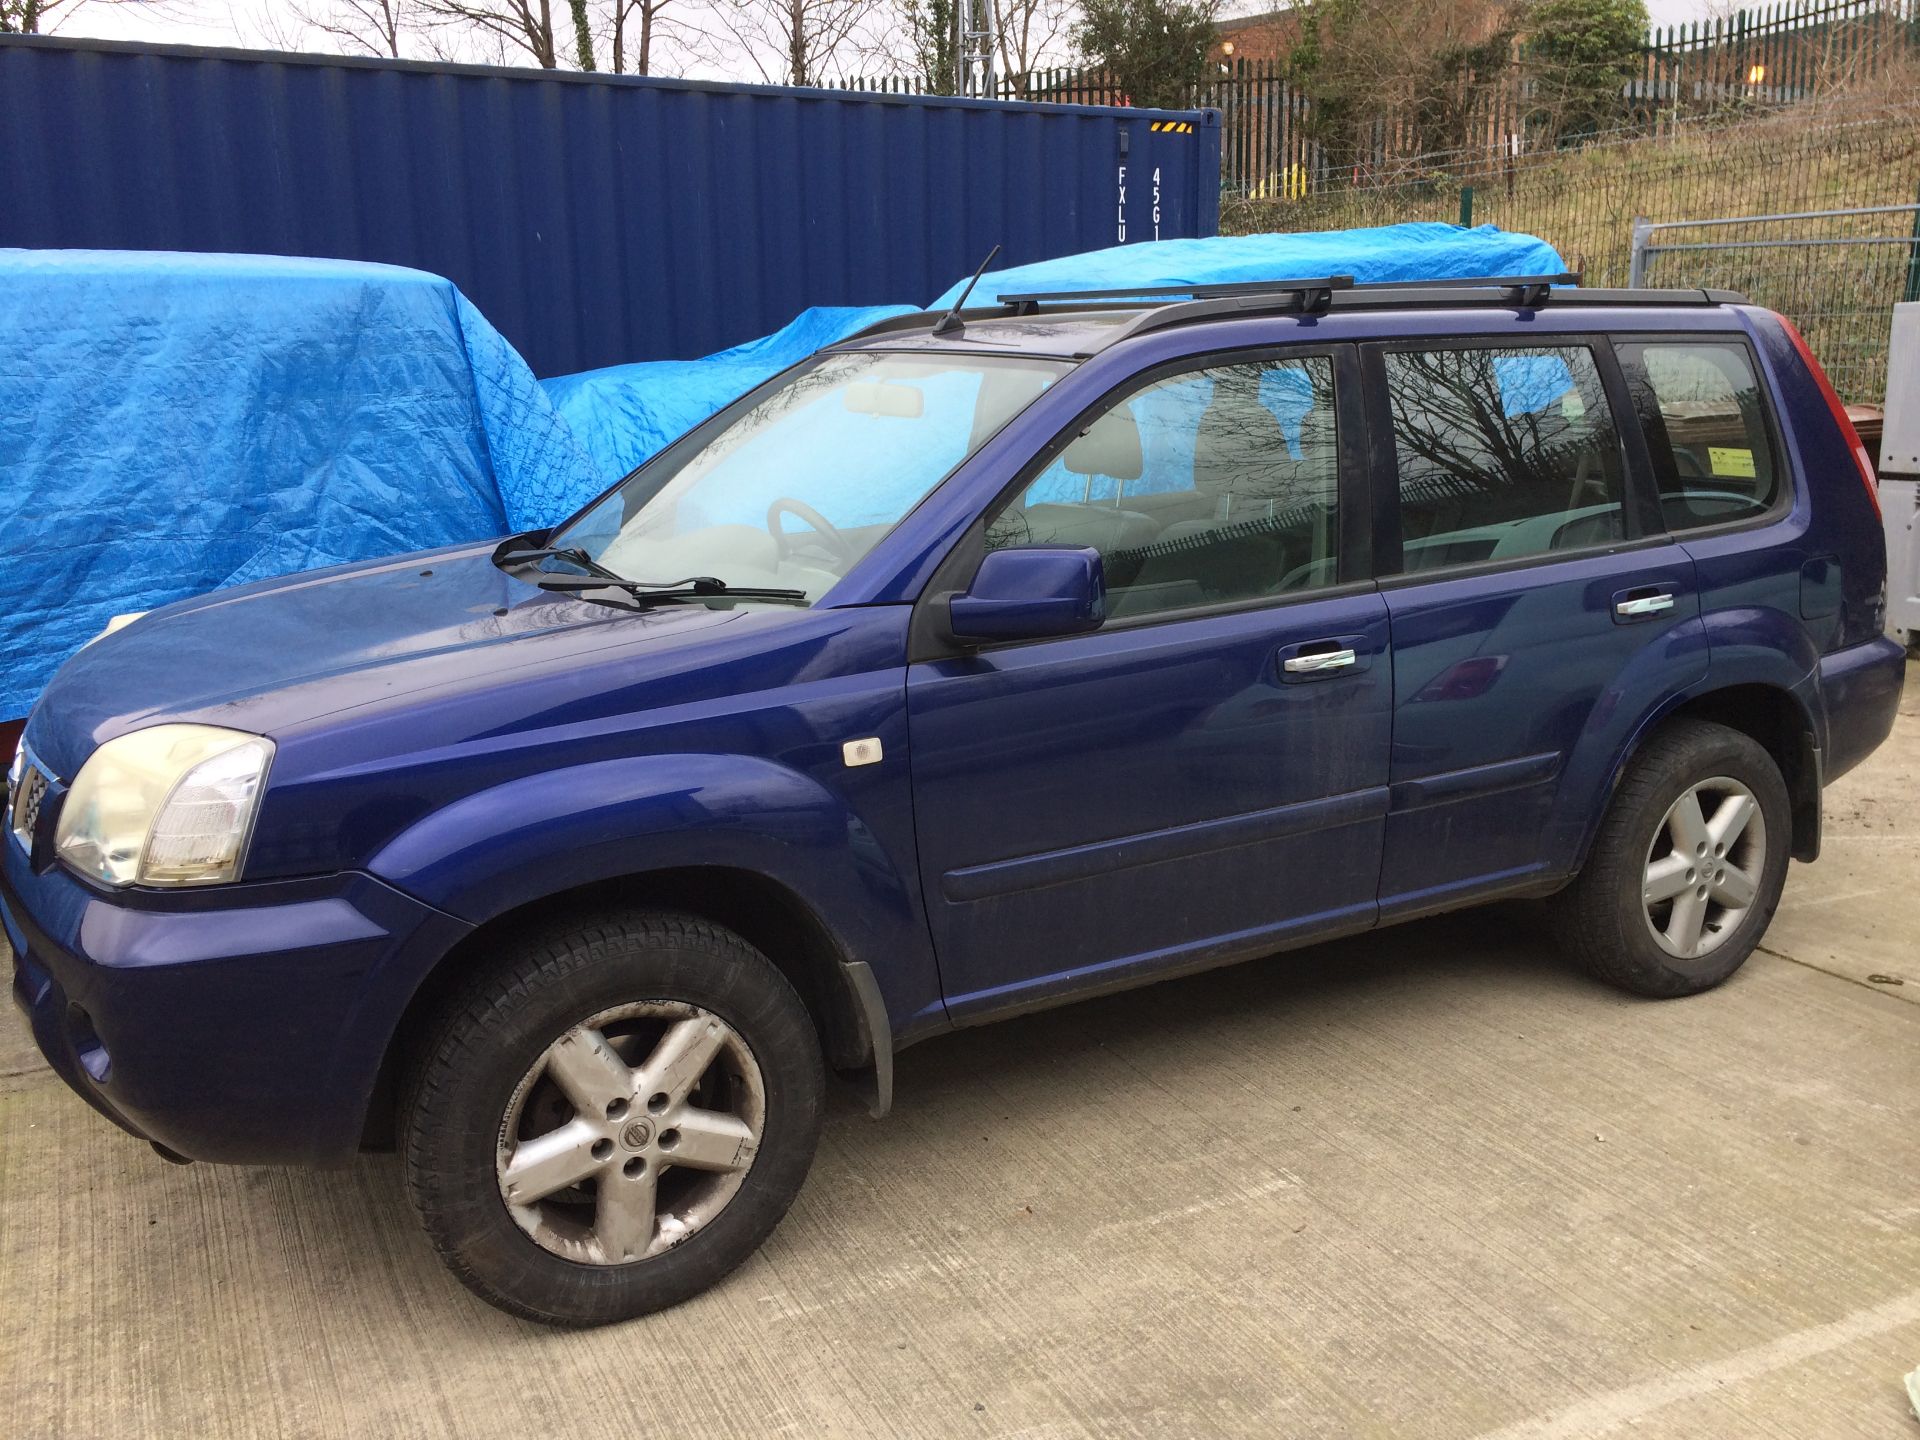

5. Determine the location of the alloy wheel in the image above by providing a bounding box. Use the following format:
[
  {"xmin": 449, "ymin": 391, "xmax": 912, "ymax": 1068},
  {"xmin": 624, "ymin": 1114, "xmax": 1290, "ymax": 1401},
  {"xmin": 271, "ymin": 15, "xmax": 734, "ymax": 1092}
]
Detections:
[
  {"xmin": 496, "ymin": 1001, "xmax": 766, "ymax": 1265},
  {"xmin": 1641, "ymin": 775, "xmax": 1766, "ymax": 962}
]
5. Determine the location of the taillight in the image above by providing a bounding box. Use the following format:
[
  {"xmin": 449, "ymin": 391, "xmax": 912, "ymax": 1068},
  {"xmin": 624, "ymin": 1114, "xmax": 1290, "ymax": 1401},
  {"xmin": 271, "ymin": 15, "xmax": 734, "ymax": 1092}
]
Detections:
[{"xmin": 1776, "ymin": 313, "xmax": 1881, "ymax": 522}]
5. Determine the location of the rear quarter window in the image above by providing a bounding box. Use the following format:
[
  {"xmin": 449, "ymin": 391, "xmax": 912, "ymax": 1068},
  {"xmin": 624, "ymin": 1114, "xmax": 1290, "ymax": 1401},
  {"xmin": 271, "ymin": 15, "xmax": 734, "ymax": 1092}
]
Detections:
[{"xmin": 1616, "ymin": 340, "xmax": 1781, "ymax": 530}]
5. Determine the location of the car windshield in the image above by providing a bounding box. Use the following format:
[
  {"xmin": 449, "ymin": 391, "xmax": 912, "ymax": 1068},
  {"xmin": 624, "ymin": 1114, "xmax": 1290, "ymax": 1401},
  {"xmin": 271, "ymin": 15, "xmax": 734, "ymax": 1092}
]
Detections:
[{"xmin": 545, "ymin": 349, "xmax": 1071, "ymax": 604}]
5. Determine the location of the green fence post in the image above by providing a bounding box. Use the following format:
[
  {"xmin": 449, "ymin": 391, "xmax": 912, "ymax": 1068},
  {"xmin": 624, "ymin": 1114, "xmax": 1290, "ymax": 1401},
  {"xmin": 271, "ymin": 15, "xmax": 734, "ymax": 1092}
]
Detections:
[
  {"xmin": 1906, "ymin": 183, "xmax": 1920, "ymax": 303},
  {"xmin": 1459, "ymin": 185, "xmax": 1475, "ymax": 227}
]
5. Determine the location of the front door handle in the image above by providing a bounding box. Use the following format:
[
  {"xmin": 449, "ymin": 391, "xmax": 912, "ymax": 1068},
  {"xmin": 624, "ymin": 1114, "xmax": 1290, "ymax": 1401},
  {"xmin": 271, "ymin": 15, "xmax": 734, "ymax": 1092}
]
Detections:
[
  {"xmin": 1277, "ymin": 635, "xmax": 1372, "ymax": 683},
  {"xmin": 1282, "ymin": 647, "xmax": 1357, "ymax": 674},
  {"xmin": 1613, "ymin": 589, "xmax": 1675, "ymax": 620}
]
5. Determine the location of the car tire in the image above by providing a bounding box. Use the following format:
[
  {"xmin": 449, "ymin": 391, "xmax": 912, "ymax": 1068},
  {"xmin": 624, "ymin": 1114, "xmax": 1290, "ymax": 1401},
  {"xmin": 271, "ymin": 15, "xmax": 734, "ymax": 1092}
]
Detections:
[
  {"xmin": 400, "ymin": 910, "xmax": 824, "ymax": 1327},
  {"xmin": 1555, "ymin": 719, "xmax": 1791, "ymax": 998}
]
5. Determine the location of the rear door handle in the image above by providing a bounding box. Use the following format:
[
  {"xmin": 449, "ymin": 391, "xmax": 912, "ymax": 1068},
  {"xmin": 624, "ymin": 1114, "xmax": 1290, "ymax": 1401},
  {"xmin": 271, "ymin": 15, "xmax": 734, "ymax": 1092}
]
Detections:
[
  {"xmin": 1612, "ymin": 588, "xmax": 1676, "ymax": 621},
  {"xmin": 1283, "ymin": 647, "xmax": 1357, "ymax": 674}
]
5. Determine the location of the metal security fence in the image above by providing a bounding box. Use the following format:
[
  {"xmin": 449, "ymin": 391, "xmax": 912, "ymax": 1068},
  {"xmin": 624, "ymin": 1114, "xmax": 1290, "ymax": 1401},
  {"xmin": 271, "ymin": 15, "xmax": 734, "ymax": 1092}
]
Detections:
[
  {"xmin": 1637, "ymin": 0, "xmax": 1920, "ymax": 110},
  {"xmin": 1219, "ymin": 95, "xmax": 1920, "ymax": 401},
  {"xmin": 839, "ymin": 0, "xmax": 1918, "ymax": 198}
]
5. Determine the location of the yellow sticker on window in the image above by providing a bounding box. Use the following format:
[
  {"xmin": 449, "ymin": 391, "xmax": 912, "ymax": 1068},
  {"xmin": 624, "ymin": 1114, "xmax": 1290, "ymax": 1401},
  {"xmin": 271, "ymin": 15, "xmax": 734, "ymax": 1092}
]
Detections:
[{"xmin": 1709, "ymin": 446, "xmax": 1757, "ymax": 478}]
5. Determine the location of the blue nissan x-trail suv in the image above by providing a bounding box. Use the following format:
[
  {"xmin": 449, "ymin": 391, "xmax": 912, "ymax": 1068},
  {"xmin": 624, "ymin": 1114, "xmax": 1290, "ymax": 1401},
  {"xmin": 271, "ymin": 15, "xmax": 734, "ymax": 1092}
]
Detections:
[{"xmin": 4, "ymin": 274, "xmax": 1905, "ymax": 1325}]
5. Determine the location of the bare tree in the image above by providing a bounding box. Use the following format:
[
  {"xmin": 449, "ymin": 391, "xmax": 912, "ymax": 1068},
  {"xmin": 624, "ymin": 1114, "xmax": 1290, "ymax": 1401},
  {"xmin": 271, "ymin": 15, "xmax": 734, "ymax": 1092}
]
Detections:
[
  {"xmin": 0, "ymin": 0, "xmax": 173, "ymax": 35},
  {"xmin": 289, "ymin": 0, "xmax": 415, "ymax": 57},
  {"xmin": 991, "ymin": 0, "xmax": 1073, "ymax": 90},
  {"xmin": 603, "ymin": 0, "xmax": 683, "ymax": 73},
  {"xmin": 1293, "ymin": 0, "xmax": 1528, "ymax": 163},
  {"xmin": 699, "ymin": 0, "xmax": 880, "ymax": 84},
  {"xmin": 417, "ymin": 0, "xmax": 586, "ymax": 67},
  {"xmin": 0, "ymin": 0, "xmax": 76, "ymax": 30}
]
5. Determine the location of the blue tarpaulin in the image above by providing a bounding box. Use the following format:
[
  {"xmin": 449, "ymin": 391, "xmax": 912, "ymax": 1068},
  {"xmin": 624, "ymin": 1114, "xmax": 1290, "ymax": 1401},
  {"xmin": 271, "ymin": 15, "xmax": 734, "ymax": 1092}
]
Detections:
[
  {"xmin": 928, "ymin": 223, "xmax": 1568, "ymax": 308},
  {"xmin": 548, "ymin": 226, "xmax": 1569, "ymax": 486},
  {"xmin": 540, "ymin": 305, "xmax": 917, "ymax": 503},
  {"xmin": 0, "ymin": 249, "xmax": 599, "ymax": 719},
  {"xmin": 2, "ymin": 225, "xmax": 1566, "ymax": 719}
]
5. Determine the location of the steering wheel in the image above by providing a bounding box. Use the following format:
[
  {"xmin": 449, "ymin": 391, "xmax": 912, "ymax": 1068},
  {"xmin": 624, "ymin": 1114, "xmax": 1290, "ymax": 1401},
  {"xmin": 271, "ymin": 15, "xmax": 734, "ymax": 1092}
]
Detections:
[{"xmin": 767, "ymin": 497, "xmax": 856, "ymax": 568}]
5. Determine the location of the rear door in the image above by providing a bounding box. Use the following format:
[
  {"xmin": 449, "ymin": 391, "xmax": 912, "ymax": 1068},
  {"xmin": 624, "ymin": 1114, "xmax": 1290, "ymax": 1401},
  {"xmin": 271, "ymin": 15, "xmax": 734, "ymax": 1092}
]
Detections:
[
  {"xmin": 1613, "ymin": 330, "xmax": 1819, "ymax": 637},
  {"xmin": 1366, "ymin": 336, "xmax": 1708, "ymax": 914},
  {"xmin": 906, "ymin": 344, "xmax": 1394, "ymax": 1020}
]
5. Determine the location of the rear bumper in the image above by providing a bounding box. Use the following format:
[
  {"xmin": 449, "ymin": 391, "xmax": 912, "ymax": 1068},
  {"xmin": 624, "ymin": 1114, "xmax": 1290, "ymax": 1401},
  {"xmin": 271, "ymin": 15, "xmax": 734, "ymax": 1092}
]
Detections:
[
  {"xmin": 3, "ymin": 848, "xmax": 469, "ymax": 1166},
  {"xmin": 1819, "ymin": 634, "xmax": 1908, "ymax": 784}
]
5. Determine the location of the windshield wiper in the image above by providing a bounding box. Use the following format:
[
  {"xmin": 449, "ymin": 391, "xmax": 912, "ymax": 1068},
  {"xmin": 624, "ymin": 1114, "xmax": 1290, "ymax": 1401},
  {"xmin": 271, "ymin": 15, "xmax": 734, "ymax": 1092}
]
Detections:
[
  {"xmin": 534, "ymin": 573, "xmax": 809, "ymax": 607},
  {"xmin": 498, "ymin": 541, "xmax": 806, "ymax": 607},
  {"xmin": 495, "ymin": 544, "xmax": 630, "ymax": 584}
]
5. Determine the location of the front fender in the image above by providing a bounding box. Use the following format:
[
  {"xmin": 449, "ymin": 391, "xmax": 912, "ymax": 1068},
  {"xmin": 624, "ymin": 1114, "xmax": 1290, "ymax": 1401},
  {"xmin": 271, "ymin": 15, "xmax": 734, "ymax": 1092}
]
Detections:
[{"xmin": 366, "ymin": 750, "xmax": 943, "ymax": 1032}]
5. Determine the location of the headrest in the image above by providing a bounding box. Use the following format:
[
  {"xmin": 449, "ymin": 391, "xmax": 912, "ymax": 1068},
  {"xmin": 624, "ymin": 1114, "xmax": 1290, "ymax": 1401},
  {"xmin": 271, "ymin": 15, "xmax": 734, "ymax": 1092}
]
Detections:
[
  {"xmin": 1061, "ymin": 406, "xmax": 1144, "ymax": 481},
  {"xmin": 843, "ymin": 380, "xmax": 924, "ymax": 418}
]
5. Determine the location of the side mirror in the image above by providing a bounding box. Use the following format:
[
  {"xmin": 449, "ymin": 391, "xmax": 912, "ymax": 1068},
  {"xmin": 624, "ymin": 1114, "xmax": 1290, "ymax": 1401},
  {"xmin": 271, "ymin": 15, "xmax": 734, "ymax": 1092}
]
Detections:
[{"xmin": 948, "ymin": 547, "xmax": 1106, "ymax": 644}]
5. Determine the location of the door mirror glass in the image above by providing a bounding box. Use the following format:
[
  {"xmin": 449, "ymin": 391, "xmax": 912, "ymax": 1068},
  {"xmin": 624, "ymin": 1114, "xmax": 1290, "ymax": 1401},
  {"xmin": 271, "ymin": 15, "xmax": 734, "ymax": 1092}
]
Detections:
[{"xmin": 949, "ymin": 547, "xmax": 1106, "ymax": 643}]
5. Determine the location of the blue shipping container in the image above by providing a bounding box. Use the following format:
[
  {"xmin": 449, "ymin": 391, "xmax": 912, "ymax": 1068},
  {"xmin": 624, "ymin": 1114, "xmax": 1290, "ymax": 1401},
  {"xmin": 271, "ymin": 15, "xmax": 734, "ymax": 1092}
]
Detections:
[{"xmin": 0, "ymin": 36, "xmax": 1220, "ymax": 376}]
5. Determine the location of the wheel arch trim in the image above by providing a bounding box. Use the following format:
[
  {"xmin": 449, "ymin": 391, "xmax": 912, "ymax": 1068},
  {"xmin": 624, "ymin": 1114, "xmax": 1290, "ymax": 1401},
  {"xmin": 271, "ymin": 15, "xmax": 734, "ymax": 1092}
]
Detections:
[
  {"xmin": 1578, "ymin": 676, "xmax": 1821, "ymax": 873},
  {"xmin": 347, "ymin": 751, "xmax": 943, "ymax": 1146}
]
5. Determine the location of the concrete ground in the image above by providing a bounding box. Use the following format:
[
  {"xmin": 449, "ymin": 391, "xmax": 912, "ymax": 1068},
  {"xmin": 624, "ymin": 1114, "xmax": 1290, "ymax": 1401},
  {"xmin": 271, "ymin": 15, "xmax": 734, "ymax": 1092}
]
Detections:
[{"xmin": 3, "ymin": 675, "xmax": 1917, "ymax": 1440}]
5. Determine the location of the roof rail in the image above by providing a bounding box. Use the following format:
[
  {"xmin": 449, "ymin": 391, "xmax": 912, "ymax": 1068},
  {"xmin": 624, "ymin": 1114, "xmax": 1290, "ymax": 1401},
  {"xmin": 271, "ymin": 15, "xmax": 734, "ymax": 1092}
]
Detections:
[
  {"xmin": 997, "ymin": 272, "xmax": 1584, "ymax": 309},
  {"xmin": 999, "ymin": 274, "xmax": 1356, "ymax": 311},
  {"xmin": 832, "ymin": 274, "xmax": 1746, "ymax": 349},
  {"xmin": 1098, "ymin": 273, "xmax": 1575, "ymax": 344}
]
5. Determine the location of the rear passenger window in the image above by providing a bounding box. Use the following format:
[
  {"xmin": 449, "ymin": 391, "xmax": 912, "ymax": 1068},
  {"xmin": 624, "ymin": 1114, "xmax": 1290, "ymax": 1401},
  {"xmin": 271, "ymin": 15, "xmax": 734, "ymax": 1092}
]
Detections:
[
  {"xmin": 1617, "ymin": 341, "xmax": 1779, "ymax": 529},
  {"xmin": 1382, "ymin": 345, "xmax": 1627, "ymax": 572},
  {"xmin": 985, "ymin": 356, "xmax": 1341, "ymax": 619}
]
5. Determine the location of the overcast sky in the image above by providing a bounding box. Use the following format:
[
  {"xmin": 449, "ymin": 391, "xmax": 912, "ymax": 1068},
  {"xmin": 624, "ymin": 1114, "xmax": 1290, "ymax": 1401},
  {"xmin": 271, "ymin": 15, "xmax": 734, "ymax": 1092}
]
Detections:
[{"xmin": 50, "ymin": 0, "xmax": 1736, "ymax": 82}]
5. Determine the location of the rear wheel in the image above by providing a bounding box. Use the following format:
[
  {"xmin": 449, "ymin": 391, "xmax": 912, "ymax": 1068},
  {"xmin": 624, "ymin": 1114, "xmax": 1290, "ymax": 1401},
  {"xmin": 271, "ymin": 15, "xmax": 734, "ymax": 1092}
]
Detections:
[
  {"xmin": 1555, "ymin": 720, "xmax": 1791, "ymax": 997},
  {"xmin": 401, "ymin": 911, "xmax": 824, "ymax": 1326}
]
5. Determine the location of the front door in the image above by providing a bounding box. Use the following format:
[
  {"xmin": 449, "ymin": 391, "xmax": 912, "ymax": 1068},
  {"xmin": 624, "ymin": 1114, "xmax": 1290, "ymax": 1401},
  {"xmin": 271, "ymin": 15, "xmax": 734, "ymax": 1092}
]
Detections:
[{"xmin": 906, "ymin": 345, "xmax": 1394, "ymax": 1021}]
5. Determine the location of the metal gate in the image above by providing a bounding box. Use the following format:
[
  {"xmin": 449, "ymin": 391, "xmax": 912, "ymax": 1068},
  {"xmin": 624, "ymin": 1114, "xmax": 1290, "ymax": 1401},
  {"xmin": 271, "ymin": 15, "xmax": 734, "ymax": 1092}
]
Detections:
[{"xmin": 1629, "ymin": 202, "xmax": 1920, "ymax": 405}]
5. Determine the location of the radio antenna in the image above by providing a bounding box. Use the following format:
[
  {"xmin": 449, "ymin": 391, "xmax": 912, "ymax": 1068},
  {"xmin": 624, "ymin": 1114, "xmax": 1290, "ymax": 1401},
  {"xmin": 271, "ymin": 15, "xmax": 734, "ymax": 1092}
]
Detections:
[{"xmin": 932, "ymin": 245, "xmax": 1002, "ymax": 337}]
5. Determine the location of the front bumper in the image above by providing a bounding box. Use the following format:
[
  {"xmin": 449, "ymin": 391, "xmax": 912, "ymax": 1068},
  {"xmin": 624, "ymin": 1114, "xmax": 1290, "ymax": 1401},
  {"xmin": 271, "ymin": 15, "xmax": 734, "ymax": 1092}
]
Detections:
[{"xmin": 3, "ymin": 845, "xmax": 470, "ymax": 1167}]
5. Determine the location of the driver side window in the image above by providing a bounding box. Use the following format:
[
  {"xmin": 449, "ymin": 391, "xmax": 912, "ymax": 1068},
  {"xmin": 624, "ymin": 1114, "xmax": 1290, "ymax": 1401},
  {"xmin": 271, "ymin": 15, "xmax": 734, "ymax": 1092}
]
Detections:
[{"xmin": 983, "ymin": 356, "xmax": 1342, "ymax": 620}]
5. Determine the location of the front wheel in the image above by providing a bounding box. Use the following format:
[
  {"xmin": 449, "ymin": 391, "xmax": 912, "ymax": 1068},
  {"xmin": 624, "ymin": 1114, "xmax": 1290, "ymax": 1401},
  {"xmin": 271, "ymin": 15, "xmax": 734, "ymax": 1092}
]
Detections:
[
  {"xmin": 1554, "ymin": 720, "xmax": 1791, "ymax": 998},
  {"xmin": 401, "ymin": 912, "xmax": 824, "ymax": 1326}
]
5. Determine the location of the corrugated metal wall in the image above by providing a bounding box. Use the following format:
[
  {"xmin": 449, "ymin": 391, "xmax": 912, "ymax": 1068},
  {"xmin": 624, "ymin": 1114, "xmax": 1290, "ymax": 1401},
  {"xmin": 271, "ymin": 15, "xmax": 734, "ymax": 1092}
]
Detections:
[{"xmin": 0, "ymin": 37, "xmax": 1220, "ymax": 377}]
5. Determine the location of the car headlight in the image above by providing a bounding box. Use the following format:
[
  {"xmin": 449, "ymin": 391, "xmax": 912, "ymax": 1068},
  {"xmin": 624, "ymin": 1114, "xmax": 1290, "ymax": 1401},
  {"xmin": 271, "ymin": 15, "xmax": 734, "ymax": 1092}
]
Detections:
[{"xmin": 55, "ymin": 724, "xmax": 275, "ymax": 888}]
